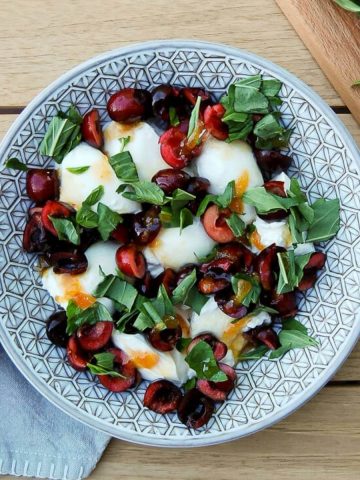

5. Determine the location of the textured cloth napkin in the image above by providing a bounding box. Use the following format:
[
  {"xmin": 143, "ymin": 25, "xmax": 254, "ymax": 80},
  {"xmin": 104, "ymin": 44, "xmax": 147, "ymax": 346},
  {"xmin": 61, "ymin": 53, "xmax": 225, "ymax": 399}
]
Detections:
[{"xmin": 0, "ymin": 345, "xmax": 110, "ymax": 480}]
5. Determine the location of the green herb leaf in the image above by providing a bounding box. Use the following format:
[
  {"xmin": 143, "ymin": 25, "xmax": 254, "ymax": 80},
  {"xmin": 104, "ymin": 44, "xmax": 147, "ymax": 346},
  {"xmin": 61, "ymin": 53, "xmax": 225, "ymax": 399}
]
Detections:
[
  {"xmin": 242, "ymin": 187, "xmax": 286, "ymax": 213},
  {"xmin": 237, "ymin": 345, "xmax": 269, "ymax": 361},
  {"xmin": 278, "ymin": 329, "xmax": 318, "ymax": 349},
  {"xmin": 134, "ymin": 285, "xmax": 174, "ymax": 331},
  {"xmin": 5, "ymin": 158, "xmax": 28, "ymax": 171},
  {"xmin": 185, "ymin": 340, "xmax": 228, "ymax": 382},
  {"xmin": 187, "ymin": 96, "xmax": 202, "ymax": 138},
  {"xmin": 176, "ymin": 337, "xmax": 192, "ymax": 353},
  {"xmin": 83, "ymin": 185, "xmax": 105, "ymax": 207},
  {"xmin": 282, "ymin": 317, "xmax": 308, "ymax": 335},
  {"xmin": 93, "ymin": 274, "xmax": 138, "ymax": 311},
  {"xmin": 119, "ymin": 181, "xmax": 165, "ymax": 205},
  {"xmin": 184, "ymin": 287, "xmax": 209, "ymax": 315},
  {"xmin": 87, "ymin": 352, "xmax": 125, "ymax": 378},
  {"xmin": 306, "ymin": 198, "xmax": 340, "ymax": 243},
  {"xmin": 169, "ymin": 106, "xmax": 180, "ymax": 126},
  {"xmin": 250, "ymin": 305, "xmax": 278, "ymax": 316},
  {"xmin": 96, "ymin": 203, "xmax": 122, "ymax": 241},
  {"xmin": 39, "ymin": 106, "xmax": 82, "ymax": 163},
  {"xmin": 76, "ymin": 206, "xmax": 98, "ymax": 228},
  {"xmin": 183, "ymin": 377, "xmax": 197, "ymax": 391},
  {"xmin": 66, "ymin": 301, "xmax": 112, "ymax": 335},
  {"xmin": 231, "ymin": 273, "xmax": 261, "ymax": 307},
  {"xmin": 332, "ymin": 0, "xmax": 360, "ymax": 14},
  {"xmin": 261, "ymin": 79, "xmax": 282, "ymax": 97},
  {"xmin": 49, "ymin": 217, "xmax": 80, "ymax": 245},
  {"xmin": 226, "ymin": 213, "xmax": 245, "ymax": 237},
  {"xmin": 66, "ymin": 166, "xmax": 90, "ymax": 174},
  {"xmin": 179, "ymin": 208, "xmax": 193, "ymax": 232},
  {"xmin": 109, "ymin": 151, "xmax": 139, "ymax": 184},
  {"xmin": 172, "ymin": 269, "xmax": 197, "ymax": 305},
  {"xmin": 268, "ymin": 344, "xmax": 292, "ymax": 360},
  {"xmin": 119, "ymin": 136, "xmax": 131, "ymax": 150},
  {"xmin": 233, "ymin": 75, "xmax": 269, "ymax": 114},
  {"xmin": 196, "ymin": 181, "xmax": 234, "ymax": 216},
  {"xmin": 254, "ymin": 113, "xmax": 292, "ymax": 150}
]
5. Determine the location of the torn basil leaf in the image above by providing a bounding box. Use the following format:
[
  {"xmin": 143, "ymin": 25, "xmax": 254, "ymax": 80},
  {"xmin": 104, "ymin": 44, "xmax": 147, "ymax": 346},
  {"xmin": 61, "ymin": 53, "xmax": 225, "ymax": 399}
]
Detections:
[
  {"xmin": 185, "ymin": 340, "xmax": 228, "ymax": 382},
  {"xmin": 134, "ymin": 285, "xmax": 174, "ymax": 331},
  {"xmin": 187, "ymin": 96, "xmax": 202, "ymax": 138},
  {"xmin": 97, "ymin": 203, "xmax": 122, "ymax": 241},
  {"xmin": 237, "ymin": 345, "xmax": 269, "ymax": 361},
  {"xmin": 172, "ymin": 269, "xmax": 197, "ymax": 305},
  {"xmin": 119, "ymin": 181, "xmax": 165, "ymax": 205},
  {"xmin": 231, "ymin": 273, "xmax": 261, "ymax": 307},
  {"xmin": 66, "ymin": 300, "xmax": 112, "ymax": 335},
  {"xmin": 87, "ymin": 352, "xmax": 124, "ymax": 378},
  {"xmin": 5, "ymin": 158, "xmax": 28, "ymax": 171},
  {"xmin": 196, "ymin": 181, "xmax": 234, "ymax": 216},
  {"xmin": 109, "ymin": 151, "xmax": 139, "ymax": 184},
  {"xmin": 93, "ymin": 274, "xmax": 138, "ymax": 311},
  {"xmin": 226, "ymin": 213, "xmax": 245, "ymax": 237},
  {"xmin": 169, "ymin": 106, "xmax": 180, "ymax": 126},
  {"xmin": 49, "ymin": 216, "xmax": 80, "ymax": 245},
  {"xmin": 66, "ymin": 166, "xmax": 90, "ymax": 174},
  {"xmin": 306, "ymin": 198, "xmax": 340, "ymax": 243}
]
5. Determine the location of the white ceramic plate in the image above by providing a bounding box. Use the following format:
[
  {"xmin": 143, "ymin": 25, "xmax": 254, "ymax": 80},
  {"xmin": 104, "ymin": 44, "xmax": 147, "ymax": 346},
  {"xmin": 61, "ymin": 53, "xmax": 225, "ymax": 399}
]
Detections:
[{"xmin": 0, "ymin": 40, "xmax": 359, "ymax": 447}]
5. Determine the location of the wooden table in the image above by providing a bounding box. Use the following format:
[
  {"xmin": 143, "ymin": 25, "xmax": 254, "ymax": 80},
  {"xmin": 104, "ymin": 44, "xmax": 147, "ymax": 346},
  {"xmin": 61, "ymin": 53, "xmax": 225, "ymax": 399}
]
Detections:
[{"xmin": 1, "ymin": 1, "xmax": 359, "ymax": 479}]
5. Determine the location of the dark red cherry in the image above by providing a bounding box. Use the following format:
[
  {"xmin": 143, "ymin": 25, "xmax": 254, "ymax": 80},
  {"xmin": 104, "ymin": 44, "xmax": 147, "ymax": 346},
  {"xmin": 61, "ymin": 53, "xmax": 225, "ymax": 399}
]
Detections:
[
  {"xmin": 41, "ymin": 201, "xmax": 74, "ymax": 237},
  {"xmin": 97, "ymin": 348, "xmax": 137, "ymax": 392},
  {"xmin": 81, "ymin": 109, "xmax": 103, "ymax": 148},
  {"xmin": 26, "ymin": 169, "xmax": 59, "ymax": 204},
  {"xmin": 197, "ymin": 363, "xmax": 236, "ymax": 402},
  {"xmin": 132, "ymin": 206, "xmax": 161, "ymax": 246},
  {"xmin": 177, "ymin": 388, "xmax": 215, "ymax": 429},
  {"xmin": 107, "ymin": 88, "xmax": 151, "ymax": 123},
  {"xmin": 187, "ymin": 334, "xmax": 228, "ymax": 362},
  {"xmin": 67, "ymin": 336, "xmax": 89, "ymax": 371},
  {"xmin": 204, "ymin": 104, "xmax": 228, "ymax": 140},
  {"xmin": 76, "ymin": 321, "xmax": 113, "ymax": 352},
  {"xmin": 144, "ymin": 380, "xmax": 182, "ymax": 414},
  {"xmin": 46, "ymin": 311, "xmax": 69, "ymax": 348}
]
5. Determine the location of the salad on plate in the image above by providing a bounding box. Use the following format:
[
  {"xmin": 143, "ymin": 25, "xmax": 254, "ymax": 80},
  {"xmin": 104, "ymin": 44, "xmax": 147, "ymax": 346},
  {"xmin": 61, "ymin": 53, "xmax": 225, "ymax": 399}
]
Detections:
[{"xmin": 6, "ymin": 75, "xmax": 340, "ymax": 429}]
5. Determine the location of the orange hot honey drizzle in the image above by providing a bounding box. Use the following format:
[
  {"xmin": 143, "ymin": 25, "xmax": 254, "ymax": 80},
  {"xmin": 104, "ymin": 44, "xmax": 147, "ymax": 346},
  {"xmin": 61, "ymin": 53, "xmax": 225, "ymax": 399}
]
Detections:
[
  {"xmin": 230, "ymin": 170, "xmax": 250, "ymax": 214},
  {"xmin": 130, "ymin": 351, "xmax": 159, "ymax": 369},
  {"xmin": 55, "ymin": 275, "xmax": 96, "ymax": 309},
  {"xmin": 249, "ymin": 230, "xmax": 265, "ymax": 251}
]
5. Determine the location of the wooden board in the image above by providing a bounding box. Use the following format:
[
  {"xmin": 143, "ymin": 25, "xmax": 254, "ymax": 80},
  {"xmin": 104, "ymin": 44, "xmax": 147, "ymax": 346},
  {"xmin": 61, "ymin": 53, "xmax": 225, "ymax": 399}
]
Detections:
[{"xmin": 276, "ymin": 0, "xmax": 360, "ymax": 123}]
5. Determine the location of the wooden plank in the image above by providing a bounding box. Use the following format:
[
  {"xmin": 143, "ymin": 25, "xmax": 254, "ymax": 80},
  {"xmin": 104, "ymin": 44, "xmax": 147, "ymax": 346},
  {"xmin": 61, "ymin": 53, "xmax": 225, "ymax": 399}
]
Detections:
[
  {"xmin": 1, "ymin": 385, "xmax": 359, "ymax": 480},
  {"xmin": 88, "ymin": 386, "xmax": 360, "ymax": 480},
  {"xmin": 0, "ymin": 0, "xmax": 343, "ymax": 107},
  {"xmin": 276, "ymin": 0, "xmax": 360, "ymax": 124}
]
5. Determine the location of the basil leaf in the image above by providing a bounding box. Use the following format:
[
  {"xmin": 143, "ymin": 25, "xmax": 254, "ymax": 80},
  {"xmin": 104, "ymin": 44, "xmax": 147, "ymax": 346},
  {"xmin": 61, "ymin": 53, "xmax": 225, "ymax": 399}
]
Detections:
[
  {"xmin": 134, "ymin": 285, "xmax": 174, "ymax": 331},
  {"xmin": 5, "ymin": 158, "xmax": 28, "ymax": 171},
  {"xmin": 172, "ymin": 269, "xmax": 197, "ymax": 304},
  {"xmin": 183, "ymin": 377, "xmax": 197, "ymax": 391},
  {"xmin": 261, "ymin": 79, "xmax": 282, "ymax": 97},
  {"xmin": 233, "ymin": 75, "xmax": 269, "ymax": 114},
  {"xmin": 83, "ymin": 185, "xmax": 105, "ymax": 207},
  {"xmin": 250, "ymin": 306, "xmax": 278, "ymax": 316},
  {"xmin": 226, "ymin": 213, "xmax": 245, "ymax": 237},
  {"xmin": 119, "ymin": 181, "xmax": 165, "ymax": 205},
  {"xmin": 179, "ymin": 208, "xmax": 193, "ymax": 232},
  {"xmin": 66, "ymin": 166, "xmax": 90, "ymax": 174},
  {"xmin": 87, "ymin": 352, "xmax": 125, "ymax": 378},
  {"xmin": 66, "ymin": 301, "xmax": 112, "ymax": 335},
  {"xmin": 242, "ymin": 187, "xmax": 286, "ymax": 212},
  {"xmin": 269, "ymin": 344, "xmax": 292, "ymax": 360},
  {"xmin": 169, "ymin": 106, "xmax": 180, "ymax": 126},
  {"xmin": 97, "ymin": 203, "xmax": 122, "ymax": 241},
  {"xmin": 185, "ymin": 340, "xmax": 228, "ymax": 382},
  {"xmin": 231, "ymin": 273, "xmax": 261, "ymax": 307},
  {"xmin": 119, "ymin": 136, "xmax": 131, "ymax": 150},
  {"xmin": 278, "ymin": 329, "xmax": 318, "ymax": 348},
  {"xmin": 176, "ymin": 337, "xmax": 192, "ymax": 353},
  {"xmin": 226, "ymin": 118, "xmax": 254, "ymax": 143},
  {"xmin": 184, "ymin": 287, "xmax": 209, "ymax": 315},
  {"xmin": 109, "ymin": 151, "xmax": 139, "ymax": 184},
  {"xmin": 93, "ymin": 274, "xmax": 138, "ymax": 311},
  {"xmin": 282, "ymin": 317, "xmax": 308, "ymax": 335},
  {"xmin": 306, "ymin": 198, "xmax": 340, "ymax": 243},
  {"xmin": 196, "ymin": 194, "xmax": 218, "ymax": 217},
  {"xmin": 333, "ymin": 0, "xmax": 360, "ymax": 14},
  {"xmin": 217, "ymin": 181, "xmax": 235, "ymax": 208},
  {"xmin": 76, "ymin": 206, "xmax": 98, "ymax": 228},
  {"xmin": 254, "ymin": 113, "xmax": 289, "ymax": 140},
  {"xmin": 195, "ymin": 246, "xmax": 217, "ymax": 263},
  {"xmin": 237, "ymin": 345, "xmax": 269, "ymax": 361},
  {"xmin": 222, "ymin": 111, "xmax": 248, "ymax": 123},
  {"xmin": 187, "ymin": 96, "xmax": 202, "ymax": 138},
  {"xmin": 39, "ymin": 106, "xmax": 82, "ymax": 162},
  {"xmin": 277, "ymin": 250, "xmax": 296, "ymax": 294},
  {"xmin": 49, "ymin": 217, "xmax": 80, "ymax": 245}
]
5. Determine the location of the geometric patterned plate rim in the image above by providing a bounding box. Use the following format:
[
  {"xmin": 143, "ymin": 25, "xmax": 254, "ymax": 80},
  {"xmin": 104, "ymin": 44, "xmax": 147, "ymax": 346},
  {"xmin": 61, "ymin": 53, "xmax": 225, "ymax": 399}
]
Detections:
[{"xmin": 0, "ymin": 39, "xmax": 359, "ymax": 447}]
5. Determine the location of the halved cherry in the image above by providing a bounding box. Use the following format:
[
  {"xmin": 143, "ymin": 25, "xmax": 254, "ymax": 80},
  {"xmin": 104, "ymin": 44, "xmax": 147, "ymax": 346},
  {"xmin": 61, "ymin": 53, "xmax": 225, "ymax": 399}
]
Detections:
[
  {"xmin": 305, "ymin": 252, "xmax": 326, "ymax": 270},
  {"xmin": 144, "ymin": 379, "xmax": 183, "ymax": 414},
  {"xmin": 298, "ymin": 271, "xmax": 318, "ymax": 291},
  {"xmin": 187, "ymin": 334, "xmax": 228, "ymax": 362},
  {"xmin": 197, "ymin": 363, "xmax": 236, "ymax": 402},
  {"xmin": 107, "ymin": 88, "xmax": 152, "ymax": 123},
  {"xmin": 147, "ymin": 315, "xmax": 182, "ymax": 352},
  {"xmin": 47, "ymin": 250, "xmax": 88, "ymax": 275},
  {"xmin": 198, "ymin": 273, "xmax": 230, "ymax": 295},
  {"xmin": 26, "ymin": 168, "xmax": 59, "ymax": 204},
  {"xmin": 216, "ymin": 242, "xmax": 255, "ymax": 272},
  {"xmin": 116, "ymin": 244, "xmax": 146, "ymax": 279},
  {"xmin": 76, "ymin": 321, "xmax": 113, "ymax": 352},
  {"xmin": 46, "ymin": 311, "xmax": 69, "ymax": 348},
  {"xmin": 268, "ymin": 291, "xmax": 298, "ymax": 318},
  {"xmin": 180, "ymin": 87, "xmax": 213, "ymax": 109},
  {"xmin": 23, "ymin": 212, "xmax": 51, "ymax": 253},
  {"xmin": 152, "ymin": 168, "xmax": 190, "ymax": 195},
  {"xmin": 202, "ymin": 205, "xmax": 235, "ymax": 243},
  {"xmin": 199, "ymin": 257, "xmax": 234, "ymax": 274},
  {"xmin": 255, "ymin": 244, "xmax": 277, "ymax": 291},
  {"xmin": 159, "ymin": 126, "xmax": 192, "ymax": 168},
  {"xmin": 67, "ymin": 336, "xmax": 89, "ymax": 371},
  {"xmin": 215, "ymin": 289, "xmax": 248, "ymax": 319},
  {"xmin": 41, "ymin": 200, "xmax": 74, "ymax": 236},
  {"xmin": 254, "ymin": 149, "xmax": 292, "ymax": 172},
  {"xmin": 81, "ymin": 109, "xmax": 103, "ymax": 148},
  {"xmin": 97, "ymin": 348, "xmax": 137, "ymax": 392},
  {"xmin": 204, "ymin": 104, "xmax": 228, "ymax": 140},
  {"xmin": 134, "ymin": 272, "xmax": 158, "ymax": 298},
  {"xmin": 177, "ymin": 388, "xmax": 215, "ymax": 429},
  {"xmin": 256, "ymin": 327, "xmax": 280, "ymax": 350},
  {"xmin": 132, "ymin": 206, "xmax": 161, "ymax": 246},
  {"xmin": 111, "ymin": 223, "xmax": 129, "ymax": 244}
]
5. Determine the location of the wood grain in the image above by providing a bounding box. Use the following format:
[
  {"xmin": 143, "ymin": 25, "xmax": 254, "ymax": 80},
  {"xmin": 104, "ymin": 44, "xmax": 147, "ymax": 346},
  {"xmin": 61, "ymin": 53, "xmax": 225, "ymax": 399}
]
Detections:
[
  {"xmin": 276, "ymin": 0, "xmax": 360, "ymax": 123},
  {"xmin": 0, "ymin": 0, "xmax": 343, "ymax": 107}
]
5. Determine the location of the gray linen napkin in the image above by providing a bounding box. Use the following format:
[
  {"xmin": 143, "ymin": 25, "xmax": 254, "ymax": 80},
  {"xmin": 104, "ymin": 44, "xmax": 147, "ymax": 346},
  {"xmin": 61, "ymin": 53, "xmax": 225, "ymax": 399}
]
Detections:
[{"xmin": 0, "ymin": 345, "xmax": 110, "ymax": 480}]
